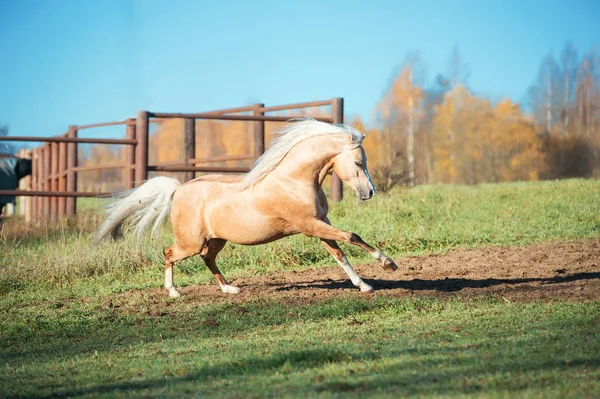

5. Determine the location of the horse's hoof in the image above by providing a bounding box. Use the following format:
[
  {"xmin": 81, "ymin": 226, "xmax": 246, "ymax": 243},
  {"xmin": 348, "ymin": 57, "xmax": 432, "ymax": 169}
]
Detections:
[
  {"xmin": 382, "ymin": 258, "xmax": 398, "ymax": 272},
  {"xmin": 360, "ymin": 284, "xmax": 375, "ymax": 294},
  {"xmin": 168, "ymin": 288, "xmax": 182, "ymax": 298},
  {"xmin": 221, "ymin": 285, "xmax": 241, "ymax": 294}
]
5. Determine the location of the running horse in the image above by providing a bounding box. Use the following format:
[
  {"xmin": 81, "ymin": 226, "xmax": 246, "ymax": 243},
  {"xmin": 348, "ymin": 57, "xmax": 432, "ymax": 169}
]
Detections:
[{"xmin": 95, "ymin": 119, "xmax": 398, "ymax": 297}]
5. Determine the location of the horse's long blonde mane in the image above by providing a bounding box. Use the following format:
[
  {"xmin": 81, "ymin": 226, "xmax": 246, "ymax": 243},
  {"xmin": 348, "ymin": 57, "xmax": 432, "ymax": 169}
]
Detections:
[{"xmin": 241, "ymin": 118, "xmax": 365, "ymax": 189}]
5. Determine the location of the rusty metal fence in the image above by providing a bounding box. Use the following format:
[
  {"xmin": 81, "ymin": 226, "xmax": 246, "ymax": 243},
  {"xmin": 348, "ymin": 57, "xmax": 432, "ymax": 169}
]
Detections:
[{"xmin": 0, "ymin": 98, "xmax": 344, "ymax": 223}]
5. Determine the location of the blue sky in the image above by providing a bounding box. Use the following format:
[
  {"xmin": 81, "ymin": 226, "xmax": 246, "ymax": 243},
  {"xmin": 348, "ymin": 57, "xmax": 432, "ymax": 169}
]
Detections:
[{"xmin": 0, "ymin": 0, "xmax": 598, "ymax": 139}]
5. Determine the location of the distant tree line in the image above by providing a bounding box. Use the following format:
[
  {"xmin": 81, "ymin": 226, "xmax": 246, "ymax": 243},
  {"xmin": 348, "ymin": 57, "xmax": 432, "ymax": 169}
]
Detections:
[
  {"xmin": 77, "ymin": 42, "xmax": 600, "ymax": 192},
  {"xmin": 356, "ymin": 43, "xmax": 600, "ymax": 190}
]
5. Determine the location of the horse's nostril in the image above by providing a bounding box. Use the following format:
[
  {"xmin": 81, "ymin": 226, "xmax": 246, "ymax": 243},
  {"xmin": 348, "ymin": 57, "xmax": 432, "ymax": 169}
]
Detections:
[{"xmin": 369, "ymin": 189, "xmax": 374, "ymax": 198}]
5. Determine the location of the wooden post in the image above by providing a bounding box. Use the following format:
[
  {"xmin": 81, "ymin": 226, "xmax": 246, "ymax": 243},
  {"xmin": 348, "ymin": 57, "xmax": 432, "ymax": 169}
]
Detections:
[
  {"xmin": 36, "ymin": 147, "xmax": 44, "ymax": 222},
  {"xmin": 24, "ymin": 172, "xmax": 32, "ymax": 222},
  {"xmin": 253, "ymin": 103, "xmax": 265, "ymax": 159},
  {"xmin": 331, "ymin": 97, "xmax": 344, "ymax": 202},
  {"xmin": 66, "ymin": 126, "xmax": 78, "ymax": 216},
  {"xmin": 30, "ymin": 148, "xmax": 38, "ymax": 222},
  {"xmin": 135, "ymin": 111, "xmax": 149, "ymax": 186},
  {"xmin": 43, "ymin": 143, "xmax": 50, "ymax": 218},
  {"xmin": 16, "ymin": 149, "xmax": 24, "ymax": 216},
  {"xmin": 50, "ymin": 142, "xmax": 58, "ymax": 221},
  {"xmin": 125, "ymin": 119, "xmax": 136, "ymax": 190},
  {"xmin": 58, "ymin": 141, "xmax": 67, "ymax": 218},
  {"xmin": 184, "ymin": 118, "xmax": 196, "ymax": 182}
]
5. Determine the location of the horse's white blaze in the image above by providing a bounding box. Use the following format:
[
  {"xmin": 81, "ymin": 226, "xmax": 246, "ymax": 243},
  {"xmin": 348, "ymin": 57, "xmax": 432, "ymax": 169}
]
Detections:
[
  {"xmin": 221, "ymin": 285, "xmax": 240, "ymax": 294},
  {"xmin": 335, "ymin": 255, "xmax": 373, "ymax": 292}
]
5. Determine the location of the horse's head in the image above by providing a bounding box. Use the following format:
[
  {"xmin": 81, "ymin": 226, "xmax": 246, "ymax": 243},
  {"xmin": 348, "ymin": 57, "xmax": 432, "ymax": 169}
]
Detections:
[{"xmin": 330, "ymin": 145, "xmax": 376, "ymax": 201}]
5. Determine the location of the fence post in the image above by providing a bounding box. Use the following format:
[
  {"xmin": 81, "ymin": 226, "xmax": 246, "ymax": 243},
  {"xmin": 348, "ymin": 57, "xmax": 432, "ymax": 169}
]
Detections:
[
  {"xmin": 66, "ymin": 126, "xmax": 78, "ymax": 216},
  {"xmin": 16, "ymin": 149, "xmax": 24, "ymax": 216},
  {"xmin": 330, "ymin": 97, "xmax": 344, "ymax": 202},
  {"xmin": 184, "ymin": 118, "xmax": 196, "ymax": 182},
  {"xmin": 58, "ymin": 141, "xmax": 67, "ymax": 219},
  {"xmin": 36, "ymin": 147, "xmax": 44, "ymax": 222},
  {"xmin": 50, "ymin": 142, "xmax": 58, "ymax": 221},
  {"xmin": 253, "ymin": 103, "xmax": 265, "ymax": 159},
  {"xmin": 43, "ymin": 143, "xmax": 50, "ymax": 217},
  {"xmin": 135, "ymin": 111, "xmax": 149, "ymax": 186},
  {"xmin": 31, "ymin": 148, "xmax": 38, "ymax": 222},
  {"xmin": 125, "ymin": 118, "xmax": 136, "ymax": 190}
]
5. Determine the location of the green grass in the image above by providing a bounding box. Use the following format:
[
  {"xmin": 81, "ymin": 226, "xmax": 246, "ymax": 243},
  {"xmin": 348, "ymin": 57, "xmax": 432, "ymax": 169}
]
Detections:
[
  {"xmin": 1, "ymin": 179, "xmax": 599, "ymax": 297},
  {"xmin": 1, "ymin": 179, "xmax": 600, "ymax": 397},
  {"xmin": 1, "ymin": 296, "xmax": 599, "ymax": 398}
]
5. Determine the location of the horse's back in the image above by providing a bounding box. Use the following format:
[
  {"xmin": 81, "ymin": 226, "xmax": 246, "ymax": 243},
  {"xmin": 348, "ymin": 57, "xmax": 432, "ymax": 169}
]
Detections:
[{"xmin": 185, "ymin": 174, "xmax": 244, "ymax": 184}]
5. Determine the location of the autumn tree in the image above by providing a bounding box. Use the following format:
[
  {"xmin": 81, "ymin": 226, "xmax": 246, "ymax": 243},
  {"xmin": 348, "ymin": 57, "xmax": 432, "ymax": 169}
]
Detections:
[
  {"xmin": 432, "ymin": 85, "xmax": 472, "ymax": 183},
  {"xmin": 349, "ymin": 115, "xmax": 388, "ymax": 171},
  {"xmin": 377, "ymin": 53, "xmax": 426, "ymax": 187},
  {"xmin": 529, "ymin": 43, "xmax": 600, "ymax": 178},
  {"xmin": 529, "ymin": 52, "xmax": 561, "ymax": 137}
]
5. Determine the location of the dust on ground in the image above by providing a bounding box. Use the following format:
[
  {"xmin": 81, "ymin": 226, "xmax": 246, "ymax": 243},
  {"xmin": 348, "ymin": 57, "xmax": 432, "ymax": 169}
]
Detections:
[{"xmin": 121, "ymin": 238, "xmax": 600, "ymax": 306}]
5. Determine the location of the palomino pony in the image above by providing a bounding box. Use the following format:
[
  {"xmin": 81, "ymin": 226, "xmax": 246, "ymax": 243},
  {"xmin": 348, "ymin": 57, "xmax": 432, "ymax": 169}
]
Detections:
[{"xmin": 95, "ymin": 119, "xmax": 398, "ymax": 297}]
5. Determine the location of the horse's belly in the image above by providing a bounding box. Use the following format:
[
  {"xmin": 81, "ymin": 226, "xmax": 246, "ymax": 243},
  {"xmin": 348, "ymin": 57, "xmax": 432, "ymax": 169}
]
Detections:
[
  {"xmin": 226, "ymin": 229, "xmax": 296, "ymax": 246},
  {"xmin": 210, "ymin": 208, "xmax": 298, "ymax": 245}
]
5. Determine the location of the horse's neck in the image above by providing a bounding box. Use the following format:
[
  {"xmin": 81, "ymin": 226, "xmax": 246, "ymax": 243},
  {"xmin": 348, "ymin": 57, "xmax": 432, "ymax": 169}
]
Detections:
[{"xmin": 262, "ymin": 136, "xmax": 342, "ymax": 190}]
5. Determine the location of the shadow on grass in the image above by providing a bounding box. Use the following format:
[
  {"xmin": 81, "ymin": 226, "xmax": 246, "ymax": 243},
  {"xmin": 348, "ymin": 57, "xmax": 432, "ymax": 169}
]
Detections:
[
  {"xmin": 0, "ymin": 297, "xmax": 376, "ymax": 365},
  {"xmin": 1, "ymin": 295, "xmax": 599, "ymax": 398},
  {"xmin": 24, "ymin": 340, "xmax": 600, "ymax": 398},
  {"xmin": 272, "ymin": 272, "xmax": 600, "ymax": 293}
]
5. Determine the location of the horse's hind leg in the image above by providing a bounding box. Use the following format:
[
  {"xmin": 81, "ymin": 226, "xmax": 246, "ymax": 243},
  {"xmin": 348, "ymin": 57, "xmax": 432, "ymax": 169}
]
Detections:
[
  {"xmin": 163, "ymin": 240, "xmax": 205, "ymax": 298},
  {"xmin": 201, "ymin": 238, "xmax": 240, "ymax": 294}
]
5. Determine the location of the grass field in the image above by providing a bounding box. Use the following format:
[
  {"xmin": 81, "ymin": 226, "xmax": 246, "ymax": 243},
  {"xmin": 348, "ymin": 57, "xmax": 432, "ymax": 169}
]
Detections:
[{"xmin": 1, "ymin": 179, "xmax": 599, "ymax": 398}]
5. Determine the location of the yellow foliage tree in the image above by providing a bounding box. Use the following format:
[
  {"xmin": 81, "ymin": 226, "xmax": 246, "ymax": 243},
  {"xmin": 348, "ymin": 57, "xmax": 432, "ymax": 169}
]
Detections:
[
  {"xmin": 378, "ymin": 63, "xmax": 426, "ymax": 186},
  {"xmin": 433, "ymin": 87, "xmax": 545, "ymax": 183}
]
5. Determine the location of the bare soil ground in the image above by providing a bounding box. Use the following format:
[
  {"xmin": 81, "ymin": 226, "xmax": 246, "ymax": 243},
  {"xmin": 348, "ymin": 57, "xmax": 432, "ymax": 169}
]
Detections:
[{"xmin": 122, "ymin": 238, "xmax": 600, "ymax": 306}]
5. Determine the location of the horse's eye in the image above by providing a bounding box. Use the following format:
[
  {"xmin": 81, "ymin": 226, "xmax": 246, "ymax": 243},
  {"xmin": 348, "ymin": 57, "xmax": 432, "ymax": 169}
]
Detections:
[{"xmin": 355, "ymin": 161, "xmax": 363, "ymax": 167}]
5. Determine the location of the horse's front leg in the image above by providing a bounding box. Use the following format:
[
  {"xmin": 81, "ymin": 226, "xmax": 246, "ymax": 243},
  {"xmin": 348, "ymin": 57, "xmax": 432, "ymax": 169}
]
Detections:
[
  {"xmin": 304, "ymin": 219, "xmax": 398, "ymax": 272},
  {"xmin": 321, "ymin": 238, "xmax": 374, "ymax": 293}
]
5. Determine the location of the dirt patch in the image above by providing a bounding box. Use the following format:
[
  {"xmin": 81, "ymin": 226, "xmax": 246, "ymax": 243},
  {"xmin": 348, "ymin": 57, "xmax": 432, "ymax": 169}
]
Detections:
[{"xmin": 121, "ymin": 238, "xmax": 600, "ymax": 306}]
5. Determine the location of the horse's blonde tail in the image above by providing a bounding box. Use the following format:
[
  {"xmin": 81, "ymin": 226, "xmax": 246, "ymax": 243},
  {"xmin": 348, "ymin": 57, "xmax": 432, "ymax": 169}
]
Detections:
[{"xmin": 94, "ymin": 176, "xmax": 180, "ymax": 245}]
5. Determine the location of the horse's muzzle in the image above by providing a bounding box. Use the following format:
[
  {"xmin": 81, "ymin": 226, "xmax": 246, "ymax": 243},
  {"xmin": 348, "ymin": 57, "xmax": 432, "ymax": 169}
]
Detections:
[{"xmin": 359, "ymin": 189, "xmax": 374, "ymax": 201}]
